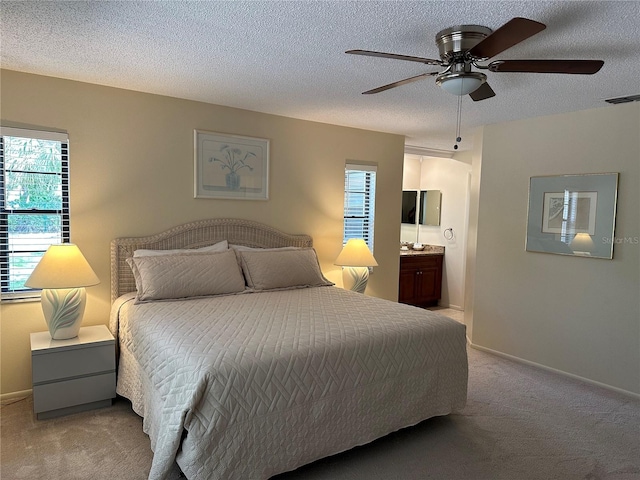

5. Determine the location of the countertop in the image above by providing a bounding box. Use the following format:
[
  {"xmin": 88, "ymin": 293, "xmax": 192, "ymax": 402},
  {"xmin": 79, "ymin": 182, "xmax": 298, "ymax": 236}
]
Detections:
[{"xmin": 400, "ymin": 245, "xmax": 445, "ymax": 256}]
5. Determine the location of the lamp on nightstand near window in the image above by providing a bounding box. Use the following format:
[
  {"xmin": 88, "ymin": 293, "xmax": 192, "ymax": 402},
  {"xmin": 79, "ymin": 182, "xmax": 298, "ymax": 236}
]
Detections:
[
  {"xmin": 334, "ymin": 239, "xmax": 378, "ymax": 294},
  {"xmin": 25, "ymin": 244, "xmax": 100, "ymax": 340}
]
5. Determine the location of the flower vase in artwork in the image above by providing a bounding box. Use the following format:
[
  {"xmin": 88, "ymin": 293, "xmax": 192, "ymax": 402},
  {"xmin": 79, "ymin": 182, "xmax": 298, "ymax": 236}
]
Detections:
[{"xmin": 226, "ymin": 172, "xmax": 241, "ymax": 190}]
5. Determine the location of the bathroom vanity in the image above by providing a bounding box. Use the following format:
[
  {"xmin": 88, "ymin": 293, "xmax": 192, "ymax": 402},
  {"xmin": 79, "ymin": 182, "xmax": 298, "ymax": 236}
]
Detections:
[{"xmin": 399, "ymin": 246, "xmax": 444, "ymax": 308}]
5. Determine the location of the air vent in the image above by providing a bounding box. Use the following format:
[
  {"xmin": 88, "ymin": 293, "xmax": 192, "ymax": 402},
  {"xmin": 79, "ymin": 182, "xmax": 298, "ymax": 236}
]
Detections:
[{"xmin": 604, "ymin": 94, "xmax": 640, "ymax": 105}]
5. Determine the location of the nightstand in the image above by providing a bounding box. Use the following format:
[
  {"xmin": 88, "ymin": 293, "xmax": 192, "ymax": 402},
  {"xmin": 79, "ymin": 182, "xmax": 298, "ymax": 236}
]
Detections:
[{"xmin": 30, "ymin": 324, "xmax": 116, "ymax": 420}]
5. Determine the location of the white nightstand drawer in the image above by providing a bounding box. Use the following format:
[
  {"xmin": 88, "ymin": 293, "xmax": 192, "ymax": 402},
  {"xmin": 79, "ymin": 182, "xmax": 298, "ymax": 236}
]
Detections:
[
  {"xmin": 32, "ymin": 344, "xmax": 115, "ymax": 384},
  {"xmin": 31, "ymin": 325, "xmax": 116, "ymax": 419},
  {"xmin": 33, "ymin": 372, "xmax": 116, "ymax": 413}
]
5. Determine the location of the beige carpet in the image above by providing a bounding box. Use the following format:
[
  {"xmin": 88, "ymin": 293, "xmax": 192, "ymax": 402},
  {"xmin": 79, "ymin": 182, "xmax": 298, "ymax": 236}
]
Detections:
[{"xmin": 2, "ymin": 346, "xmax": 639, "ymax": 480}]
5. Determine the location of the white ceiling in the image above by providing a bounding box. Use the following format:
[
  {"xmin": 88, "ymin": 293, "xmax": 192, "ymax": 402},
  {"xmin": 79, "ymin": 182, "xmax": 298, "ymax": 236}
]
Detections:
[{"xmin": 2, "ymin": 1, "xmax": 639, "ymax": 152}]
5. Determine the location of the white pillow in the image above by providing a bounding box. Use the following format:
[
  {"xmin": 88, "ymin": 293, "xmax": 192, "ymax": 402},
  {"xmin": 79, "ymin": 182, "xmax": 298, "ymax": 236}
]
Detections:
[
  {"xmin": 133, "ymin": 240, "xmax": 228, "ymax": 257},
  {"xmin": 126, "ymin": 249, "xmax": 245, "ymax": 301},
  {"xmin": 238, "ymin": 248, "xmax": 333, "ymax": 291}
]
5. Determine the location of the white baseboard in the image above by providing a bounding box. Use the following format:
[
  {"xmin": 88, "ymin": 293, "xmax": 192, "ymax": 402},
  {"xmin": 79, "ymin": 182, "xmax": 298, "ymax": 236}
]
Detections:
[
  {"xmin": 0, "ymin": 389, "xmax": 31, "ymax": 404},
  {"xmin": 434, "ymin": 303, "xmax": 463, "ymax": 311},
  {"xmin": 469, "ymin": 342, "xmax": 640, "ymax": 400},
  {"xmin": 444, "ymin": 304, "xmax": 464, "ymax": 311}
]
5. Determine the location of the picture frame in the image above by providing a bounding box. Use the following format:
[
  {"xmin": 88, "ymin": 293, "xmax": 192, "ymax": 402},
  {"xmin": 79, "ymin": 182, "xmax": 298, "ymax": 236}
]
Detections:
[
  {"xmin": 526, "ymin": 173, "xmax": 618, "ymax": 259},
  {"xmin": 194, "ymin": 130, "xmax": 269, "ymax": 200}
]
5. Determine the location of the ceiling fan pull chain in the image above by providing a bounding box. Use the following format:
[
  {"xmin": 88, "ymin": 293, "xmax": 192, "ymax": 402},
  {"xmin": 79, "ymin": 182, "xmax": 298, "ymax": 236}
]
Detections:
[{"xmin": 454, "ymin": 95, "xmax": 462, "ymax": 150}]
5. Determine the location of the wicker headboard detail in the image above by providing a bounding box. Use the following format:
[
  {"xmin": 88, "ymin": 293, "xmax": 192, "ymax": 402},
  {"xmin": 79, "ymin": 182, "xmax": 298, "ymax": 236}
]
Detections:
[{"xmin": 110, "ymin": 218, "xmax": 313, "ymax": 303}]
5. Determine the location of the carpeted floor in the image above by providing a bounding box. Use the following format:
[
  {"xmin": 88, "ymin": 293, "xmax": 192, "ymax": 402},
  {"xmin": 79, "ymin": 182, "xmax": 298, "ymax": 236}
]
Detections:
[{"xmin": 2, "ymin": 343, "xmax": 639, "ymax": 480}]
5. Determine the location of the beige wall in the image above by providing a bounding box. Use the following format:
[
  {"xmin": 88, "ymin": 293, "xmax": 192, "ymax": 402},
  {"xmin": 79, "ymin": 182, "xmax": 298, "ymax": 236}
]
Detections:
[
  {"xmin": 467, "ymin": 102, "xmax": 640, "ymax": 395},
  {"xmin": 400, "ymin": 155, "xmax": 420, "ymax": 243},
  {"xmin": 418, "ymin": 156, "xmax": 471, "ymax": 310},
  {"xmin": 0, "ymin": 70, "xmax": 405, "ymax": 396}
]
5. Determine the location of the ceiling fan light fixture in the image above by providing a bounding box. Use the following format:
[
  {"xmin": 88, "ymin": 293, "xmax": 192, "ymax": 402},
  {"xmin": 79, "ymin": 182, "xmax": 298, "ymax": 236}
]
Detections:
[{"xmin": 436, "ymin": 72, "xmax": 486, "ymax": 96}]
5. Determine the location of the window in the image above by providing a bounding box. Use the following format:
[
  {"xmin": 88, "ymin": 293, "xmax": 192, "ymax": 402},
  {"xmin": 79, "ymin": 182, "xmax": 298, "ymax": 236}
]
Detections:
[
  {"xmin": 343, "ymin": 163, "xmax": 377, "ymax": 251},
  {"xmin": 1, "ymin": 127, "xmax": 70, "ymax": 300}
]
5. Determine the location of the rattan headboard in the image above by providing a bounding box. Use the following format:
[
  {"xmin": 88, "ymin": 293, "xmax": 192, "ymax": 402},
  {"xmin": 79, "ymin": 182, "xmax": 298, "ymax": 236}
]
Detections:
[{"xmin": 110, "ymin": 218, "xmax": 313, "ymax": 303}]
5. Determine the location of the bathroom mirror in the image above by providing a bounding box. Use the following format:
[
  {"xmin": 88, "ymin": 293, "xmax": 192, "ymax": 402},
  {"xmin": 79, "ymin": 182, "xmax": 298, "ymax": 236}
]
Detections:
[
  {"xmin": 401, "ymin": 191, "xmax": 417, "ymax": 224},
  {"xmin": 419, "ymin": 190, "xmax": 441, "ymax": 226}
]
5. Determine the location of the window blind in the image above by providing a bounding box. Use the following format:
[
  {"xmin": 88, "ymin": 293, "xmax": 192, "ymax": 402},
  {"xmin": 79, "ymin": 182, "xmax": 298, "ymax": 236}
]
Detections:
[
  {"xmin": 1, "ymin": 127, "xmax": 70, "ymax": 300},
  {"xmin": 343, "ymin": 163, "xmax": 377, "ymax": 252}
]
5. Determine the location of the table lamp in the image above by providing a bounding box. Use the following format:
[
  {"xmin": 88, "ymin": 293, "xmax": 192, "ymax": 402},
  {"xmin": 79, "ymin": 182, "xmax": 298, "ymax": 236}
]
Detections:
[
  {"xmin": 25, "ymin": 243, "xmax": 100, "ymax": 340},
  {"xmin": 334, "ymin": 239, "xmax": 378, "ymax": 293}
]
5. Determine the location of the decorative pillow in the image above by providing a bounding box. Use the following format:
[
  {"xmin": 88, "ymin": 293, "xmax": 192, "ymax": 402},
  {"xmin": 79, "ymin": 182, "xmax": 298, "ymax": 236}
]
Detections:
[
  {"xmin": 238, "ymin": 248, "xmax": 333, "ymax": 291},
  {"xmin": 133, "ymin": 240, "xmax": 228, "ymax": 257},
  {"xmin": 126, "ymin": 249, "xmax": 245, "ymax": 301}
]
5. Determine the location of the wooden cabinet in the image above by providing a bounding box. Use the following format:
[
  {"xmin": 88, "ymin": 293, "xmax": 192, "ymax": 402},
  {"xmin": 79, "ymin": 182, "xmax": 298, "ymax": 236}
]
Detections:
[
  {"xmin": 30, "ymin": 325, "xmax": 116, "ymax": 420},
  {"xmin": 399, "ymin": 254, "xmax": 443, "ymax": 308}
]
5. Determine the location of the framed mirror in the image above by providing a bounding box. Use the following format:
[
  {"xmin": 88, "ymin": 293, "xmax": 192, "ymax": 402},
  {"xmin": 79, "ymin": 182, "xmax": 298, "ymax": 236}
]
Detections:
[
  {"xmin": 401, "ymin": 191, "xmax": 417, "ymax": 224},
  {"xmin": 419, "ymin": 190, "xmax": 441, "ymax": 226}
]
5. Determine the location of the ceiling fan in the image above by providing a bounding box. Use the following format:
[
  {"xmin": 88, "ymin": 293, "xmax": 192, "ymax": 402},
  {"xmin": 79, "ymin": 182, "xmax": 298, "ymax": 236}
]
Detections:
[{"xmin": 346, "ymin": 17, "xmax": 604, "ymax": 101}]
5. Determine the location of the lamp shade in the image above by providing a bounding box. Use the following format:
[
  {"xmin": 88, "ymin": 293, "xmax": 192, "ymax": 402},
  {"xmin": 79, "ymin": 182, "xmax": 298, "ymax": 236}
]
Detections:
[
  {"xmin": 334, "ymin": 239, "xmax": 378, "ymax": 267},
  {"xmin": 25, "ymin": 244, "xmax": 100, "ymax": 289}
]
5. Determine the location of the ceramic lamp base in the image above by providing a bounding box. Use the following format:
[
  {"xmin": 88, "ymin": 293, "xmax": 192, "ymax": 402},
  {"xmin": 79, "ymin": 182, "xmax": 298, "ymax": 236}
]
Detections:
[
  {"xmin": 342, "ymin": 266, "xmax": 370, "ymax": 294},
  {"xmin": 41, "ymin": 287, "xmax": 87, "ymax": 339}
]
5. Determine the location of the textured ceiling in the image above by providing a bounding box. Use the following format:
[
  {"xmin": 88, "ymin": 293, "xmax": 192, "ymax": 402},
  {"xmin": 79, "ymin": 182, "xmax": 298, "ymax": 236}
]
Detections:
[{"xmin": 1, "ymin": 1, "xmax": 639, "ymax": 152}]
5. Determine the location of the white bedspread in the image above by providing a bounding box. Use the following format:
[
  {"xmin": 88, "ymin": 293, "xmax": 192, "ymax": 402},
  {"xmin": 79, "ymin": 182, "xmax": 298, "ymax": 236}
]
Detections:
[{"xmin": 111, "ymin": 286, "xmax": 468, "ymax": 480}]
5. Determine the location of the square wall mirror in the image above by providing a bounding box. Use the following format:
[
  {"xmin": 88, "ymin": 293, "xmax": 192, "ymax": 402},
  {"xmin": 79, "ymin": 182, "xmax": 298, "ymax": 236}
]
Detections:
[
  {"xmin": 419, "ymin": 190, "xmax": 441, "ymax": 226},
  {"xmin": 401, "ymin": 191, "xmax": 417, "ymax": 224}
]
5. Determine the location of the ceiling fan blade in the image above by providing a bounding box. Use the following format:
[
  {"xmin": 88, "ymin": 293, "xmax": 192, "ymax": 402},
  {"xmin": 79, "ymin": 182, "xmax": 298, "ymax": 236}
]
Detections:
[
  {"xmin": 346, "ymin": 49, "xmax": 442, "ymax": 66},
  {"xmin": 469, "ymin": 82, "xmax": 496, "ymax": 101},
  {"xmin": 488, "ymin": 59, "xmax": 604, "ymax": 74},
  {"xmin": 362, "ymin": 72, "xmax": 435, "ymax": 94},
  {"xmin": 467, "ymin": 17, "xmax": 546, "ymax": 59}
]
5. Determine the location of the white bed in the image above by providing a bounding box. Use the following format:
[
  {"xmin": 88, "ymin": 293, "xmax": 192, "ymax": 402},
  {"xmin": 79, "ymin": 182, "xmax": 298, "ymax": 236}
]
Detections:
[{"xmin": 109, "ymin": 218, "xmax": 468, "ymax": 480}]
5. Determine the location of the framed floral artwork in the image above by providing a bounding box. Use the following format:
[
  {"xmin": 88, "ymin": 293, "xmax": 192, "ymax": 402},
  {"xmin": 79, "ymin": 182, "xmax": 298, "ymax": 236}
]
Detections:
[{"xmin": 194, "ymin": 130, "xmax": 269, "ymax": 200}]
